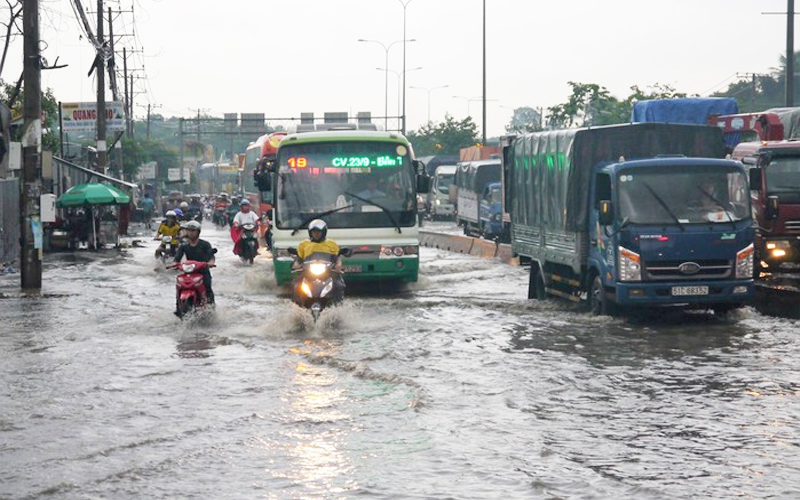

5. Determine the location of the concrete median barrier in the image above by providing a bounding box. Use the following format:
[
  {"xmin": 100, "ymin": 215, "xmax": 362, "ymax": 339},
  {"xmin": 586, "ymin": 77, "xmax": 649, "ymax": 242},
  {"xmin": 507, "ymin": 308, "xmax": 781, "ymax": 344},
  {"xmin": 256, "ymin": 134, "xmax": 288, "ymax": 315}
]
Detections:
[{"xmin": 420, "ymin": 230, "xmax": 516, "ymax": 265}]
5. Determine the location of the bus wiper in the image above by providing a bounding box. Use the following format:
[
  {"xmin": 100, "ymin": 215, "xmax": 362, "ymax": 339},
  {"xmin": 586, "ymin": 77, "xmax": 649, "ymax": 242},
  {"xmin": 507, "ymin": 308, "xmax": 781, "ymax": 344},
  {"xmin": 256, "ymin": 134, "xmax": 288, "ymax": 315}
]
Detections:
[
  {"xmin": 290, "ymin": 204, "xmax": 356, "ymax": 236},
  {"xmin": 344, "ymin": 191, "xmax": 402, "ymax": 233},
  {"xmin": 642, "ymin": 181, "xmax": 685, "ymax": 231}
]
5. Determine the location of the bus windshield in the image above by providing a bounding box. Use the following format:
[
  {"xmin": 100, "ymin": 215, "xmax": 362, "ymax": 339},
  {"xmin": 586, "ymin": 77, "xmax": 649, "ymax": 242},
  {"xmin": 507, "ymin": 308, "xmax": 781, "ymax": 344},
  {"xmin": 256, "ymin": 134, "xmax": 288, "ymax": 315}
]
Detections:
[{"xmin": 275, "ymin": 141, "xmax": 417, "ymax": 230}]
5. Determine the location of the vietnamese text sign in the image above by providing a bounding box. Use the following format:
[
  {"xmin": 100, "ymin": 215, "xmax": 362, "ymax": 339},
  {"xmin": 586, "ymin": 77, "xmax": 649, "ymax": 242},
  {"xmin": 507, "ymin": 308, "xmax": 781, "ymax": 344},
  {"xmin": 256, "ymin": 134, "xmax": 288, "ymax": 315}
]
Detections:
[{"xmin": 61, "ymin": 102, "xmax": 126, "ymax": 133}]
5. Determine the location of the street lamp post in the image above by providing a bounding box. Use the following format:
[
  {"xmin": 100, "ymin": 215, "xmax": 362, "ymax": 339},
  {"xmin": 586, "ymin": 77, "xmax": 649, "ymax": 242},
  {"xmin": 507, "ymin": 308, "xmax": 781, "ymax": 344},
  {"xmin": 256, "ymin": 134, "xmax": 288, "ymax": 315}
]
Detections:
[
  {"xmin": 377, "ymin": 66, "xmax": 422, "ymax": 120},
  {"xmin": 399, "ymin": 0, "xmax": 413, "ymax": 134},
  {"xmin": 410, "ymin": 85, "xmax": 449, "ymax": 123},
  {"xmin": 359, "ymin": 38, "xmax": 414, "ymax": 129},
  {"xmin": 453, "ymin": 95, "xmax": 483, "ymax": 118}
]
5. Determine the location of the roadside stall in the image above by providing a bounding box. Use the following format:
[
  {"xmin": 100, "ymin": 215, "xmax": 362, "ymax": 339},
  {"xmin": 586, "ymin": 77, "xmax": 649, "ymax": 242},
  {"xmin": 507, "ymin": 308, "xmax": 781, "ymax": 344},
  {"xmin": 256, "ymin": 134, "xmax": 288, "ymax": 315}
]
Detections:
[{"xmin": 56, "ymin": 182, "xmax": 131, "ymax": 250}]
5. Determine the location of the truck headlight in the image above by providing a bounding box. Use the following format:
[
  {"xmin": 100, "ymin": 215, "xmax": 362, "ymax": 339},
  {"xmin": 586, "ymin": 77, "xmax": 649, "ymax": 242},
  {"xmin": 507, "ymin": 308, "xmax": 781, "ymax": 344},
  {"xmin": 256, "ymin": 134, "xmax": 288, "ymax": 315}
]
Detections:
[
  {"xmin": 736, "ymin": 244, "xmax": 754, "ymax": 278},
  {"xmin": 766, "ymin": 240, "xmax": 790, "ymax": 259},
  {"xmin": 618, "ymin": 246, "xmax": 641, "ymax": 282}
]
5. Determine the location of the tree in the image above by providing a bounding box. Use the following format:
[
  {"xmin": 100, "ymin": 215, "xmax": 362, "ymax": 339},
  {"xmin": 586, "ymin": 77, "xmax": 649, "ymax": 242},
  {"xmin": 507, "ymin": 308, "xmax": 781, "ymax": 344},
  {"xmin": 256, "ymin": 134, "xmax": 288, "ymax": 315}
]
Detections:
[
  {"xmin": 505, "ymin": 106, "xmax": 542, "ymax": 133},
  {"xmin": 546, "ymin": 81, "xmax": 688, "ymax": 129},
  {"xmin": 407, "ymin": 114, "xmax": 478, "ymax": 156}
]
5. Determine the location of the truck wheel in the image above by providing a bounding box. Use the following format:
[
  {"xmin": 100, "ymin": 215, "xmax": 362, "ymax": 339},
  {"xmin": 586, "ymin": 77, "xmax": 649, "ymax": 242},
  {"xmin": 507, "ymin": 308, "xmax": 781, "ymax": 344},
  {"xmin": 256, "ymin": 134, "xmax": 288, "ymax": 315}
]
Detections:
[
  {"xmin": 589, "ymin": 275, "xmax": 616, "ymax": 316},
  {"xmin": 528, "ymin": 266, "xmax": 547, "ymax": 300}
]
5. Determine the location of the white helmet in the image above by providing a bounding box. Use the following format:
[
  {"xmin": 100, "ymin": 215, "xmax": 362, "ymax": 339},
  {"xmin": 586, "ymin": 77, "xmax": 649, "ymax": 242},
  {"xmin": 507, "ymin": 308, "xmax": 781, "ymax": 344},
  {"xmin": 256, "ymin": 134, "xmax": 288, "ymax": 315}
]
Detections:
[
  {"xmin": 308, "ymin": 219, "xmax": 327, "ymax": 242},
  {"xmin": 183, "ymin": 220, "xmax": 201, "ymax": 233},
  {"xmin": 165, "ymin": 210, "xmax": 177, "ymax": 218}
]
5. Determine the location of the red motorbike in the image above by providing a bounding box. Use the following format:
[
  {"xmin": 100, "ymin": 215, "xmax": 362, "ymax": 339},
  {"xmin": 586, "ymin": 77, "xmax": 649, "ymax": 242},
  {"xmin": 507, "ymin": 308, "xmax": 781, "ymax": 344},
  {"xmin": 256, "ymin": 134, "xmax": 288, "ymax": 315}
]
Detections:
[{"xmin": 168, "ymin": 260, "xmax": 215, "ymax": 318}]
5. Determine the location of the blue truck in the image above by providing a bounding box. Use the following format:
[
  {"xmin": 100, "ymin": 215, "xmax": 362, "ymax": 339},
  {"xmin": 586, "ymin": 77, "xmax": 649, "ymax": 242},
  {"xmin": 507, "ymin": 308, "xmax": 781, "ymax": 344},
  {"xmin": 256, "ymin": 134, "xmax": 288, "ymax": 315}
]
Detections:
[{"xmin": 500, "ymin": 122, "xmax": 755, "ymax": 315}]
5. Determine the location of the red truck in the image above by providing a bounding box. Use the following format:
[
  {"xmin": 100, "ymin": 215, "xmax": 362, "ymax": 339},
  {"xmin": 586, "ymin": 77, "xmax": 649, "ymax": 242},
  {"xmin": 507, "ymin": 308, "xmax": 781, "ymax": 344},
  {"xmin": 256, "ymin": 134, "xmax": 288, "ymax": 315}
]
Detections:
[{"xmin": 732, "ymin": 140, "xmax": 800, "ymax": 275}]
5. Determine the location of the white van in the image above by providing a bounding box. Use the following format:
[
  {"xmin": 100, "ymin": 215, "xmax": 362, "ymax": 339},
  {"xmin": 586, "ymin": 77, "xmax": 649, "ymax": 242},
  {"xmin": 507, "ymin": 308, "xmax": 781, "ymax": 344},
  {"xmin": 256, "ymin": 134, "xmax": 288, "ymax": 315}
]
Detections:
[{"xmin": 428, "ymin": 165, "xmax": 457, "ymax": 219}]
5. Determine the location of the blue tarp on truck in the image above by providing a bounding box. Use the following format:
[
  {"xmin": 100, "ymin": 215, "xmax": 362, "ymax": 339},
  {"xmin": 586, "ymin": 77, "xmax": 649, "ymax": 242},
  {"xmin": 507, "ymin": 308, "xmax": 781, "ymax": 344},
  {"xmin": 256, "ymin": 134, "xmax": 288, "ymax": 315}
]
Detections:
[{"xmin": 631, "ymin": 97, "xmax": 738, "ymax": 125}]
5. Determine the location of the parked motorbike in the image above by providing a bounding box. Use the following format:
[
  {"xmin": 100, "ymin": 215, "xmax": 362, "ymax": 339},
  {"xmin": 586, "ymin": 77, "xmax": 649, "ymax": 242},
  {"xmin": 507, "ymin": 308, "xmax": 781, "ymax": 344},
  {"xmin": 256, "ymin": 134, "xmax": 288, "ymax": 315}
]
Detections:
[
  {"xmin": 237, "ymin": 222, "xmax": 259, "ymax": 264},
  {"xmin": 168, "ymin": 259, "xmax": 215, "ymax": 319},
  {"xmin": 287, "ymin": 248, "xmax": 351, "ymax": 321}
]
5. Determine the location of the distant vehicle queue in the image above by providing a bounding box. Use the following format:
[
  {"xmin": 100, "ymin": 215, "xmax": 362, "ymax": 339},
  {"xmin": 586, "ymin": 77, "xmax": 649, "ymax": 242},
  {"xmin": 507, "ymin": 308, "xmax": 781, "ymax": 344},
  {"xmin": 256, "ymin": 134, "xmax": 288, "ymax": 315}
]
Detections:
[{"xmin": 154, "ymin": 102, "xmax": 800, "ymax": 317}]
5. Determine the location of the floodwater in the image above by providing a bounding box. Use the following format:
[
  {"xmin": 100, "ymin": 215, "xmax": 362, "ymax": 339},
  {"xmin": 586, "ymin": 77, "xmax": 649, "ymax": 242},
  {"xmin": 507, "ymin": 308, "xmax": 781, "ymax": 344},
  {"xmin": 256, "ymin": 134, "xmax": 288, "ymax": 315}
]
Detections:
[{"xmin": 1, "ymin": 222, "xmax": 799, "ymax": 499}]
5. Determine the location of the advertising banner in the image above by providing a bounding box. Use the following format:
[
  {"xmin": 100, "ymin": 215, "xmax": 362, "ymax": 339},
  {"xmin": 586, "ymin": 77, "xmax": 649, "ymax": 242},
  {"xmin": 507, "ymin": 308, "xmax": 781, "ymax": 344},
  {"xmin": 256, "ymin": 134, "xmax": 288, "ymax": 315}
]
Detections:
[{"xmin": 61, "ymin": 102, "xmax": 126, "ymax": 133}]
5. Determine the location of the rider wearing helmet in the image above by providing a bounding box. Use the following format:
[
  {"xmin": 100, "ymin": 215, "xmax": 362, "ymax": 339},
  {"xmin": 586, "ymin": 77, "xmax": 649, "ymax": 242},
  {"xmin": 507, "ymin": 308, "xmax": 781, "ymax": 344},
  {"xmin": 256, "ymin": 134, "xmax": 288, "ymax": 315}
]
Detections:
[
  {"xmin": 154, "ymin": 210, "xmax": 181, "ymax": 258},
  {"xmin": 174, "ymin": 220, "xmax": 217, "ymax": 312},
  {"xmin": 231, "ymin": 199, "xmax": 261, "ymax": 256},
  {"xmin": 293, "ymin": 219, "xmax": 343, "ymax": 272}
]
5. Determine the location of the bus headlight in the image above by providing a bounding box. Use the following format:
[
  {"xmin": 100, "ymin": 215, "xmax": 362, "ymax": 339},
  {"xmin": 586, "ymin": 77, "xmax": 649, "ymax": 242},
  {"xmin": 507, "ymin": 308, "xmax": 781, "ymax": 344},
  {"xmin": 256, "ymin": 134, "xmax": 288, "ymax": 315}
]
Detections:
[
  {"xmin": 736, "ymin": 244, "xmax": 754, "ymax": 278},
  {"xmin": 618, "ymin": 246, "xmax": 641, "ymax": 282}
]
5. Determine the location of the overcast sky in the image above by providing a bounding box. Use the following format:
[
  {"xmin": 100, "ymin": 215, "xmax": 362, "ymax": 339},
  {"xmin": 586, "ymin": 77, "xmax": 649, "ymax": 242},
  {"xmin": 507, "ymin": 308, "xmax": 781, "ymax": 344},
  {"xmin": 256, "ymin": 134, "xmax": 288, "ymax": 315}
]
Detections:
[{"xmin": 4, "ymin": 0, "xmax": 793, "ymax": 139}]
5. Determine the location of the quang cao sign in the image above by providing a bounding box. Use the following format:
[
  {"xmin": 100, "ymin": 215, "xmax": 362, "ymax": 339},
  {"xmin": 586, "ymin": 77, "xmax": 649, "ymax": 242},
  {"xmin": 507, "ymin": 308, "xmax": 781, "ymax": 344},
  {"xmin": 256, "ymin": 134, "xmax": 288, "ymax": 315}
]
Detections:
[{"xmin": 61, "ymin": 102, "xmax": 126, "ymax": 133}]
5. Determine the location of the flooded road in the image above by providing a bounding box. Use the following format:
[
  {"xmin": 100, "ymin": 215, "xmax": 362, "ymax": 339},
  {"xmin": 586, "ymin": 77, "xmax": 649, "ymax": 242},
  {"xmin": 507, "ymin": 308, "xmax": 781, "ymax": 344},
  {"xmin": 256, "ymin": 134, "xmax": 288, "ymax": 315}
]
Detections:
[{"xmin": 2, "ymin": 222, "xmax": 799, "ymax": 499}]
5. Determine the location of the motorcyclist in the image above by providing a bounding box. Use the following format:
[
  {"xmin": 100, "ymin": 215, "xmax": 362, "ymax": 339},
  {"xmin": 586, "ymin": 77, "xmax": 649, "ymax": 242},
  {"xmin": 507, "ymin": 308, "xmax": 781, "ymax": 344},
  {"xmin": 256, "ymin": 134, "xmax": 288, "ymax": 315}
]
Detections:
[
  {"xmin": 173, "ymin": 220, "xmax": 217, "ymax": 314},
  {"xmin": 226, "ymin": 196, "xmax": 241, "ymax": 226},
  {"xmin": 154, "ymin": 210, "xmax": 181, "ymax": 259},
  {"xmin": 231, "ymin": 199, "xmax": 260, "ymax": 256},
  {"xmin": 188, "ymin": 195, "xmax": 204, "ymax": 221},
  {"xmin": 213, "ymin": 193, "xmax": 230, "ymax": 226},
  {"xmin": 292, "ymin": 219, "xmax": 343, "ymax": 273}
]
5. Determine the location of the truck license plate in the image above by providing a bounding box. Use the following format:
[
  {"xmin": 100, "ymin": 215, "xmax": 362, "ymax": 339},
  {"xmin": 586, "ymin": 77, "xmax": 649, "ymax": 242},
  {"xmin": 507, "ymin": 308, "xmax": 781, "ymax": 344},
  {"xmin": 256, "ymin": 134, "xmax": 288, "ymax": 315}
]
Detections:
[
  {"xmin": 343, "ymin": 265, "xmax": 362, "ymax": 273},
  {"xmin": 671, "ymin": 286, "xmax": 709, "ymax": 296}
]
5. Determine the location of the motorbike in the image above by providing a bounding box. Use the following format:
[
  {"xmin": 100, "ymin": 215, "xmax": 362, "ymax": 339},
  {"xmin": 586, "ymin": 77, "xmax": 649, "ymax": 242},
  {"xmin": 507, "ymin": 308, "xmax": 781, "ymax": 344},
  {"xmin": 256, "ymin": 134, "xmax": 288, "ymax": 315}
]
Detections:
[
  {"xmin": 287, "ymin": 248, "xmax": 351, "ymax": 321},
  {"xmin": 158, "ymin": 235, "xmax": 178, "ymax": 264},
  {"xmin": 237, "ymin": 222, "xmax": 259, "ymax": 264},
  {"xmin": 212, "ymin": 208, "xmax": 228, "ymax": 228},
  {"xmin": 168, "ymin": 259, "xmax": 215, "ymax": 319}
]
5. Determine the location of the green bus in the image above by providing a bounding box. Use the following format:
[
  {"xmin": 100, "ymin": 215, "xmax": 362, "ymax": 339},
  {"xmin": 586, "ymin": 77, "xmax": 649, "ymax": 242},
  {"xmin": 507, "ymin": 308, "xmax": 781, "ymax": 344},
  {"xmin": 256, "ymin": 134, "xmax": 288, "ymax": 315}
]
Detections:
[{"xmin": 270, "ymin": 128, "xmax": 430, "ymax": 285}]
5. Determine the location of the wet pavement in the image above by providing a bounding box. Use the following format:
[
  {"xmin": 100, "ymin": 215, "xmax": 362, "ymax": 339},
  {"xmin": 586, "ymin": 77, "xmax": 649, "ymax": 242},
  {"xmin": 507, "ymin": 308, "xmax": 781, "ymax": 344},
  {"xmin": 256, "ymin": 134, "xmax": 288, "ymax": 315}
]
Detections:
[{"xmin": 1, "ymin": 221, "xmax": 799, "ymax": 499}]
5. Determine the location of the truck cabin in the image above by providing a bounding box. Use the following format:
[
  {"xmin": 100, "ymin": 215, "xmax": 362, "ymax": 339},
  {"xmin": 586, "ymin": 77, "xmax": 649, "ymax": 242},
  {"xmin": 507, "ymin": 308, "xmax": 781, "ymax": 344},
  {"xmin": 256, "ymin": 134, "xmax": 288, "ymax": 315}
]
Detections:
[{"xmin": 732, "ymin": 141, "xmax": 800, "ymax": 204}]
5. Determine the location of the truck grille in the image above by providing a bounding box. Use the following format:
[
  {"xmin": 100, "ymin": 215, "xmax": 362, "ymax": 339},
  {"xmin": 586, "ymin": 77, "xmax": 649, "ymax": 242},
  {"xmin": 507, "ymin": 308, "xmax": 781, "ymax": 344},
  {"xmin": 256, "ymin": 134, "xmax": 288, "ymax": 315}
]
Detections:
[
  {"xmin": 785, "ymin": 220, "xmax": 800, "ymax": 235},
  {"xmin": 643, "ymin": 259, "xmax": 732, "ymax": 281}
]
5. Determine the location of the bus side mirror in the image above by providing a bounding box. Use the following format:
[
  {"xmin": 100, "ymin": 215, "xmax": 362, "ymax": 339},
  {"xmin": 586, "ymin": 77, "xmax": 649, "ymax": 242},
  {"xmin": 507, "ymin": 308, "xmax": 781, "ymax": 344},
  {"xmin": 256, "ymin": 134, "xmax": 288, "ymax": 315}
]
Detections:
[
  {"xmin": 598, "ymin": 200, "xmax": 614, "ymax": 226},
  {"xmin": 416, "ymin": 174, "xmax": 431, "ymax": 194},
  {"xmin": 749, "ymin": 167, "xmax": 762, "ymax": 192},
  {"xmin": 766, "ymin": 195, "xmax": 780, "ymax": 220}
]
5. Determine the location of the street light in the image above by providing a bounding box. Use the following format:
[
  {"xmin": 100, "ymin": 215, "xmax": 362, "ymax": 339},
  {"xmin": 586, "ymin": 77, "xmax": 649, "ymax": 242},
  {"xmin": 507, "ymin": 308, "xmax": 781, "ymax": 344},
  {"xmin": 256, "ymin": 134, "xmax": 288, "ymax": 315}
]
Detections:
[
  {"xmin": 398, "ymin": 0, "xmax": 414, "ymax": 134},
  {"xmin": 359, "ymin": 38, "xmax": 415, "ymax": 129},
  {"xmin": 453, "ymin": 95, "xmax": 483, "ymax": 118},
  {"xmin": 410, "ymin": 85, "xmax": 449, "ymax": 123},
  {"xmin": 377, "ymin": 66, "xmax": 422, "ymax": 119}
]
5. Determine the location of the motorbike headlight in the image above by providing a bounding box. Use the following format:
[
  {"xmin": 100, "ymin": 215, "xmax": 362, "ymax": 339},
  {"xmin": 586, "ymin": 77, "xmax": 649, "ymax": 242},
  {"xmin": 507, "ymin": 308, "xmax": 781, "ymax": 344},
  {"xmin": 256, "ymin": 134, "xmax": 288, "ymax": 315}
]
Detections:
[
  {"xmin": 736, "ymin": 243, "xmax": 754, "ymax": 278},
  {"xmin": 618, "ymin": 246, "xmax": 641, "ymax": 282},
  {"xmin": 300, "ymin": 280, "xmax": 313, "ymax": 298},
  {"xmin": 309, "ymin": 263, "xmax": 328, "ymax": 276},
  {"xmin": 320, "ymin": 282, "xmax": 333, "ymax": 298},
  {"xmin": 181, "ymin": 263, "xmax": 196, "ymax": 273}
]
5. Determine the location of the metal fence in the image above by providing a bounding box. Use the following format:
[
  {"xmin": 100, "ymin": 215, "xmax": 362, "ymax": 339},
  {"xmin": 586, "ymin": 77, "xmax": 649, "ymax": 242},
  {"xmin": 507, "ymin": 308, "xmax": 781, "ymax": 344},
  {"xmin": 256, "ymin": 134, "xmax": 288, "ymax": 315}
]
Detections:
[{"xmin": 0, "ymin": 178, "xmax": 19, "ymax": 265}]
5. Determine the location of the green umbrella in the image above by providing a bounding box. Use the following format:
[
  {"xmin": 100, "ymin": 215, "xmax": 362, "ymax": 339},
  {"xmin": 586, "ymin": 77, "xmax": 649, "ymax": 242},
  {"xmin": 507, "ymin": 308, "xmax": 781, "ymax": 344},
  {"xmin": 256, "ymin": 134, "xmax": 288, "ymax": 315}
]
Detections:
[{"xmin": 57, "ymin": 182, "xmax": 131, "ymax": 207}]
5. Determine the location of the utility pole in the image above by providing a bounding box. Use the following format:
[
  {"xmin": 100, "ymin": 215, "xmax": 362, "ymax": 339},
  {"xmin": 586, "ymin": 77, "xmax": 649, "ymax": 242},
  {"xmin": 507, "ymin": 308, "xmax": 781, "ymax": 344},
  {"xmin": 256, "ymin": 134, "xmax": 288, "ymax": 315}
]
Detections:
[
  {"xmin": 788, "ymin": 0, "xmax": 795, "ymax": 106},
  {"xmin": 96, "ymin": 0, "xmax": 107, "ymax": 173},
  {"xmin": 146, "ymin": 103, "xmax": 151, "ymax": 139},
  {"xmin": 123, "ymin": 47, "xmax": 130, "ymax": 136},
  {"xmin": 20, "ymin": 0, "xmax": 42, "ymax": 289},
  {"xmin": 481, "ymin": 0, "xmax": 487, "ymax": 145}
]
